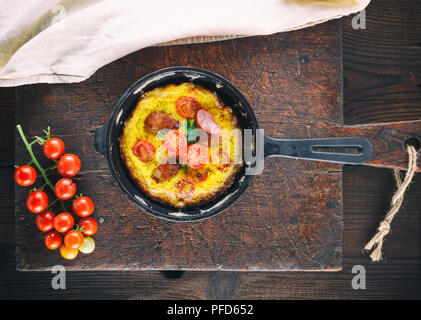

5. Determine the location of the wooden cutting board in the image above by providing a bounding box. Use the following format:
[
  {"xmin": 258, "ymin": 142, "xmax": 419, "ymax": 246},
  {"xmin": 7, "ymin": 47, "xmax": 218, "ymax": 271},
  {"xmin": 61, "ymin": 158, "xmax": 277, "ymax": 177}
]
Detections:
[{"xmin": 15, "ymin": 20, "xmax": 421, "ymax": 271}]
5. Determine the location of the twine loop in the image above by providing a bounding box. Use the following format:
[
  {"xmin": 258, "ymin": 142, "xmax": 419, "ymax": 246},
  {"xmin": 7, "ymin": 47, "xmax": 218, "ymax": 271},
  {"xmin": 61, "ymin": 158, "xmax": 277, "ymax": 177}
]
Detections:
[{"xmin": 364, "ymin": 144, "xmax": 418, "ymax": 262}]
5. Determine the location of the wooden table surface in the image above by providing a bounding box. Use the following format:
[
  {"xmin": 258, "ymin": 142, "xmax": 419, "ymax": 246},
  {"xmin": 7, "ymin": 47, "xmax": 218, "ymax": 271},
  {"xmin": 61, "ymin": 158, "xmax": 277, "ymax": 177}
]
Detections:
[{"xmin": 1, "ymin": 0, "xmax": 421, "ymax": 298}]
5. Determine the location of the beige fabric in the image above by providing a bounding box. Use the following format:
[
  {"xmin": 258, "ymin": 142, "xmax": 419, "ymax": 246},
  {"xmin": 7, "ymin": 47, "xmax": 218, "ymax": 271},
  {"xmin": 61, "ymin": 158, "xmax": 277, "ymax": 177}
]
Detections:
[
  {"xmin": 0, "ymin": 0, "xmax": 371, "ymax": 86},
  {"xmin": 155, "ymin": 35, "xmax": 248, "ymax": 46}
]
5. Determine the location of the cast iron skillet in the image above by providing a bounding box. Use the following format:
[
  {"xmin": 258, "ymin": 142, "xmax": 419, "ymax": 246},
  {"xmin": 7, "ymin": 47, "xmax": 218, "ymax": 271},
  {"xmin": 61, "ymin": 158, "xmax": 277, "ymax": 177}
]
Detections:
[{"xmin": 94, "ymin": 66, "xmax": 372, "ymax": 222}]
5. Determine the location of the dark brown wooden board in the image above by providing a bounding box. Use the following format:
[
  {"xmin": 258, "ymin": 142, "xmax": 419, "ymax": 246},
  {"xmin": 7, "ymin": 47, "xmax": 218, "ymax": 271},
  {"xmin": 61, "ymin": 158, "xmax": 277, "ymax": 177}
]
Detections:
[{"xmin": 14, "ymin": 20, "xmax": 420, "ymax": 272}]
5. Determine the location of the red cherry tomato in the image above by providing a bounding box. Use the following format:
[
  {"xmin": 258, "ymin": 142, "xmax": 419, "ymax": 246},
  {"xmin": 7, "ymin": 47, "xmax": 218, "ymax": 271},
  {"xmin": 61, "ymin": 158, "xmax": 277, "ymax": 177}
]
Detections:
[
  {"xmin": 54, "ymin": 178, "xmax": 76, "ymax": 200},
  {"xmin": 175, "ymin": 178, "xmax": 195, "ymax": 198},
  {"xmin": 43, "ymin": 138, "xmax": 65, "ymax": 159},
  {"xmin": 36, "ymin": 211, "xmax": 55, "ymax": 232},
  {"xmin": 53, "ymin": 212, "xmax": 74, "ymax": 233},
  {"xmin": 64, "ymin": 230, "xmax": 84, "ymax": 249},
  {"xmin": 187, "ymin": 143, "xmax": 208, "ymax": 169},
  {"xmin": 162, "ymin": 130, "xmax": 187, "ymax": 158},
  {"xmin": 176, "ymin": 96, "xmax": 201, "ymax": 119},
  {"xmin": 132, "ymin": 140, "xmax": 155, "ymax": 162},
  {"xmin": 79, "ymin": 217, "xmax": 98, "ymax": 236},
  {"xmin": 26, "ymin": 190, "xmax": 48, "ymax": 213},
  {"xmin": 72, "ymin": 196, "xmax": 94, "ymax": 217},
  {"xmin": 14, "ymin": 165, "xmax": 37, "ymax": 186},
  {"xmin": 45, "ymin": 231, "xmax": 62, "ymax": 250},
  {"xmin": 196, "ymin": 109, "xmax": 221, "ymax": 135},
  {"xmin": 57, "ymin": 154, "xmax": 81, "ymax": 177}
]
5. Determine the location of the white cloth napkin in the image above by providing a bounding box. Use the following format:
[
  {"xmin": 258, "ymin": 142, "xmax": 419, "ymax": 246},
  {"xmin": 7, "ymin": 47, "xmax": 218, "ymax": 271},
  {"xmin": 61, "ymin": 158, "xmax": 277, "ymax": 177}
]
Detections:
[{"xmin": 0, "ymin": 0, "xmax": 370, "ymax": 87}]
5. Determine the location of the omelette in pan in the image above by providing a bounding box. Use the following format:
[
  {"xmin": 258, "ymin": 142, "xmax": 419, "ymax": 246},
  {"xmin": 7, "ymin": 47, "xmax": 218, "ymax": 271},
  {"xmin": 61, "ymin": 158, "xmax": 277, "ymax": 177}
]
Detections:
[{"xmin": 120, "ymin": 82, "xmax": 243, "ymax": 208}]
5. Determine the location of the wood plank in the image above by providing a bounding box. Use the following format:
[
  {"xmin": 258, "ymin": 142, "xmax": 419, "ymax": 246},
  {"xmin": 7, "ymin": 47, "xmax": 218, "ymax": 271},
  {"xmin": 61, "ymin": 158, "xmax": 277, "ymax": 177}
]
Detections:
[{"xmin": 343, "ymin": 0, "xmax": 421, "ymax": 124}]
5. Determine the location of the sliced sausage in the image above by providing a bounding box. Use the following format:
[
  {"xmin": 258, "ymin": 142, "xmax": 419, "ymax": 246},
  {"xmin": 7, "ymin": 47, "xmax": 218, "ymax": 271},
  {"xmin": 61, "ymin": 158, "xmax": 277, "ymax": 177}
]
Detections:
[
  {"xmin": 144, "ymin": 112, "xmax": 179, "ymax": 131},
  {"xmin": 196, "ymin": 109, "xmax": 221, "ymax": 135},
  {"xmin": 151, "ymin": 163, "xmax": 179, "ymax": 183}
]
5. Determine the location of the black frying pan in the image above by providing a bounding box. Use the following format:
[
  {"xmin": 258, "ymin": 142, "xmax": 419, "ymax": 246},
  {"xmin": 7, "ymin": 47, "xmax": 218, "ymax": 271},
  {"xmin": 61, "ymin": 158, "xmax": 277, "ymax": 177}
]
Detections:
[{"xmin": 94, "ymin": 67, "xmax": 372, "ymax": 222}]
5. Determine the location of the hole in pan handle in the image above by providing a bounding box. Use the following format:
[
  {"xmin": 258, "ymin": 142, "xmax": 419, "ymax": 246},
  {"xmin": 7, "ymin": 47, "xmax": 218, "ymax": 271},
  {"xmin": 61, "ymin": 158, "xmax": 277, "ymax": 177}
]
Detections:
[
  {"xmin": 94, "ymin": 124, "xmax": 107, "ymax": 156},
  {"xmin": 264, "ymin": 136, "xmax": 373, "ymax": 165}
]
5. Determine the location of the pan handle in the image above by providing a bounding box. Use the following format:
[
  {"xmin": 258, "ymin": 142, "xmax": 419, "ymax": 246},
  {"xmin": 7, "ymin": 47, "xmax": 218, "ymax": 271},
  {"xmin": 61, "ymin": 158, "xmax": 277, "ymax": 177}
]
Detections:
[
  {"xmin": 264, "ymin": 136, "xmax": 372, "ymax": 164},
  {"xmin": 94, "ymin": 124, "xmax": 107, "ymax": 156}
]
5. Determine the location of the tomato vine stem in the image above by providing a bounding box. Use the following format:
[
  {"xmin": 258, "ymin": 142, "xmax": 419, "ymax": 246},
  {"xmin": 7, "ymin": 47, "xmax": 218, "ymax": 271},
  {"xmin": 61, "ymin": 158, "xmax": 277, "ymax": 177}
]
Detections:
[{"xmin": 16, "ymin": 125, "xmax": 66, "ymax": 211}]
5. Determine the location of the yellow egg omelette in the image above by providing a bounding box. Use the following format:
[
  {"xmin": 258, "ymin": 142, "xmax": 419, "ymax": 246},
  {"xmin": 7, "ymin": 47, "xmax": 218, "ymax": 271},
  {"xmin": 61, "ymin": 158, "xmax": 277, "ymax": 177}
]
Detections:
[{"xmin": 120, "ymin": 82, "xmax": 243, "ymax": 208}]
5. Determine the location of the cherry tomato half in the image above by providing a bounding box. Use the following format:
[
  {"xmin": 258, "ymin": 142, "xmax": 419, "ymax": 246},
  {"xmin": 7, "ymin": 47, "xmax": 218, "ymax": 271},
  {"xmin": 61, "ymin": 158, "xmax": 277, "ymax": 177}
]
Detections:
[
  {"xmin": 45, "ymin": 231, "xmax": 62, "ymax": 250},
  {"xmin": 36, "ymin": 211, "xmax": 55, "ymax": 232},
  {"xmin": 79, "ymin": 217, "xmax": 98, "ymax": 236},
  {"xmin": 187, "ymin": 168, "xmax": 208, "ymax": 183},
  {"xmin": 132, "ymin": 140, "xmax": 155, "ymax": 162},
  {"xmin": 176, "ymin": 96, "xmax": 201, "ymax": 119},
  {"xmin": 175, "ymin": 178, "xmax": 195, "ymax": 198},
  {"xmin": 72, "ymin": 196, "xmax": 94, "ymax": 217},
  {"xmin": 57, "ymin": 154, "xmax": 81, "ymax": 177},
  {"xmin": 54, "ymin": 178, "xmax": 76, "ymax": 200},
  {"xmin": 60, "ymin": 245, "xmax": 78, "ymax": 260},
  {"xmin": 211, "ymin": 150, "xmax": 231, "ymax": 169},
  {"xmin": 43, "ymin": 138, "xmax": 65, "ymax": 159},
  {"xmin": 196, "ymin": 109, "xmax": 221, "ymax": 135},
  {"xmin": 162, "ymin": 130, "xmax": 187, "ymax": 158},
  {"xmin": 53, "ymin": 212, "xmax": 74, "ymax": 233},
  {"xmin": 26, "ymin": 190, "xmax": 48, "ymax": 213},
  {"xmin": 187, "ymin": 143, "xmax": 208, "ymax": 170},
  {"xmin": 64, "ymin": 230, "xmax": 84, "ymax": 249},
  {"xmin": 14, "ymin": 165, "xmax": 37, "ymax": 187}
]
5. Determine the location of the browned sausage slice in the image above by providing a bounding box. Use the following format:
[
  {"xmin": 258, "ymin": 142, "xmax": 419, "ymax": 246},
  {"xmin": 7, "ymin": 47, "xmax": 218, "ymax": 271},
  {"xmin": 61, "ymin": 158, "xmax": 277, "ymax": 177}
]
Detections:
[
  {"xmin": 144, "ymin": 112, "xmax": 179, "ymax": 131},
  {"xmin": 151, "ymin": 163, "xmax": 179, "ymax": 183}
]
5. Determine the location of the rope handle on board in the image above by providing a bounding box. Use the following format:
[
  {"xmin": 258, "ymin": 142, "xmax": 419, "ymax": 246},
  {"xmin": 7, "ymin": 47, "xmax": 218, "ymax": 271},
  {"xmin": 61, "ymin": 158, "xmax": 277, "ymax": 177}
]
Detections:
[{"xmin": 364, "ymin": 144, "xmax": 419, "ymax": 262}]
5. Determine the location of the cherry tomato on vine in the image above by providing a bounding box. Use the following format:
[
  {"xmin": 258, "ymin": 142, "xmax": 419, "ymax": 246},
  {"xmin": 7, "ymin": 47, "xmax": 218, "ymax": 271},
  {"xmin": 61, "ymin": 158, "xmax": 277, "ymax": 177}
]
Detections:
[
  {"xmin": 57, "ymin": 154, "xmax": 81, "ymax": 177},
  {"xmin": 43, "ymin": 138, "xmax": 65, "ymax": 159},
  {"xmin": 44, "ymin": 231, "xmax": 62, "ymax": 250},
  {"xmin": 14, "ymin": 165, "xmax": 37, "ymax": 186},
  {"xmin": 36, "ymin": 211, "xmax": 55, "ymax": 232},
  {"xmin": 54, "ymin": 178, "xmax": 76, "ymax": 200},
  {"xmin": 60, "ymin": 245, "xmax": 78, "ymax": 260},
  {"xmin": 72, "ymin": 196, "xmax": 94, "ymax": 217},
  {"xmin": 26, "ymin": 190, "xmax": 48, "ymax": 213},
  {"xmin": 64, "ymin": 230, "xmax": 84, "ymax": 249},
  {"xmin": 79, "ymin": 217, "xmax": 98, "ymax": 236},
  {"xmin": 79, "ymin": 236, "xmax": 95, "ymax": 254},
  {"xmin": 53, "ymin": 212, "xmax": 74, "ymax": 233}
]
